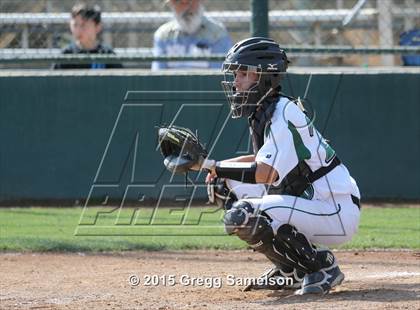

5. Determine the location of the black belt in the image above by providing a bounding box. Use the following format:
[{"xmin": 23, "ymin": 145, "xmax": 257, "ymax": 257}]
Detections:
[
  {"xmin": 309, "ymin": 157, "xmax": 361, "ymax": 210},
  {"xmin": 351, "ymin": 195, "xmax": 361, "ymax": 210},
  {"xmin": 307, "ymin": 156, "xmax": 341, "ymax": 183}
]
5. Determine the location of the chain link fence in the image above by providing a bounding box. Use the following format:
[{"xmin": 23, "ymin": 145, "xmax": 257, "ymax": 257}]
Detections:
[
  {"xmin": 1, "ymin": 0, "xmax": 419, "ymax": 68},
  {"xmin": 269, "ymin": 0, "xmax": 420, "ymax": 66}
]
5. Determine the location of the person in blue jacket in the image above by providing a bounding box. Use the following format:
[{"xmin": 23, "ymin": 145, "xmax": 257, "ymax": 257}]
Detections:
[
  {"xmin": 400, "ymin": 28, "xmax": 420, "ymax": 66},
  {"xmin": 152, "ymin": 0, "xmax": 232, "ymax": 70}
]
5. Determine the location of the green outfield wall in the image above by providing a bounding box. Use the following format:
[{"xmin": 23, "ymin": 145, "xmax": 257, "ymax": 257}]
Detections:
[{"xmin": 1, "ymin": 69, "xmax": 419, "ymax": 203}]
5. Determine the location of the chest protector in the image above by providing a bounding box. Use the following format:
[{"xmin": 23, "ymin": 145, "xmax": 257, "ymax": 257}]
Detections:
[{"xmin": 249, "ymin": 95, "xmax": 340, "ymax": 197}]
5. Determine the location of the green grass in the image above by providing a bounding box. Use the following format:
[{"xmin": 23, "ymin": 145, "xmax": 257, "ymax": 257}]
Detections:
[
  {"xmin": 0, "ymin": 207, "xmax": 419, "ymax": 252},
  {"xmin": 339, "ymin": 207, "xmax": 420, "ymax": 250}
]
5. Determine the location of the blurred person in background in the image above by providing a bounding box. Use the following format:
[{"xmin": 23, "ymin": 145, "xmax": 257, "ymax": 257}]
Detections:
[
  {"xmin": 400, "ymin": 28, "xmax": 420, "ymax": 66},
  {"xmin": 152, "ymin": 0, "xmax": 232, "ymax": 70},
  {"xmin": 53, "ymin": 2, "xmax": 122, "ymax": 69}
]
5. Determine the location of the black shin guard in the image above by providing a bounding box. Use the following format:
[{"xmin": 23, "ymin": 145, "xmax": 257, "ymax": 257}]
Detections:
[
  {"xmin": 237, "ymin": 216, "xmax": 307, "ymax": 273},
  {"xmin": 274, "ymin": 224, "xmax": 335, "ymax": 273},
  {"xmin": 224, "ymin": 201, "xmax": 308, "ymax": 273},
  {"xmin": 224, "ymin": 202, "xmax": 334, "ymax": 275}
]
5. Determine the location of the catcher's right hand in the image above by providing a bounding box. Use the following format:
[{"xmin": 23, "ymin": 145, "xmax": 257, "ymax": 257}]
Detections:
[{"xmin": 157, "ymin": 125, "xmax": 215, "ymax": 174}]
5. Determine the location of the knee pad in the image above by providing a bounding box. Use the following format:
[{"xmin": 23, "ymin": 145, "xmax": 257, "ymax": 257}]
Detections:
[
  {"xmin": 223, "ymin": 200, "xmax": 255, "ymax": 235},
  {"xmin": 223, "ymin": 202, "xmax": 309, "ymax": 272},
  {"xmin": 223, "ymin": 201, "xmax": 272, "ymax": 252},
  {"xmin": 207, "ymin": 177, "xmax": 237, "ymax": 210},
  {"xmin": 223, "ymin": 200, "xmax": 270, "ymax": 245}
]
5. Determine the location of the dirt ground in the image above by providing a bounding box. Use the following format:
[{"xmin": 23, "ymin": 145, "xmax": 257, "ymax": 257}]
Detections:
[{"xmin": 1, "ymin": 250, "xmax": 419, "ymax": 310}]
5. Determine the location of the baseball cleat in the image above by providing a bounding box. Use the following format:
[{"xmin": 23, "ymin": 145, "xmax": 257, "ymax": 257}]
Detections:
[
  {"xmin": 243, "ymin": 266, "xmax": 304, "ymax": 291},
  {"xmin": 295, "ymin": 264, "xmax": 345, "ymax": 295}
]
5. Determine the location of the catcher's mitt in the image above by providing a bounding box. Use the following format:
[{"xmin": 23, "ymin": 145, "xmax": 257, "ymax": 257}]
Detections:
[{"xmin": 157, "ymin": 125, "xmax": 208, "ymax": 174}]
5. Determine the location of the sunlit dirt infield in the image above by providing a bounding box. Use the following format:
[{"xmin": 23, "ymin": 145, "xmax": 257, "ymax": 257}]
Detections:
[{"xmin": 1, "ymin": 250, "xmax": 419, "ymax": 309}]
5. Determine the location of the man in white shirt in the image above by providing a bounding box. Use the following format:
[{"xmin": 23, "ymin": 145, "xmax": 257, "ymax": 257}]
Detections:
[{"xmin": 152, "ymin": 0, "xmax": 232, "ymax": 70}]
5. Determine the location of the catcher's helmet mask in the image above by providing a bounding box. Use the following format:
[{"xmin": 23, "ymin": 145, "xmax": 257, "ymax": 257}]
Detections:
[{"xmin": 221, "ymin": 37, "xmax": 289, "ymax": 118}]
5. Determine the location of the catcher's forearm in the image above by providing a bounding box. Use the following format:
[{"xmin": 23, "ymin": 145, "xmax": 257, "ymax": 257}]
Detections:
[
  {"xmin": 200, "ymin": 155, "xmax": 255, "ymax": 172},
  {"xmin": 201, "ymin": 160, "xmax": 257, "ymax": 184},
  {"xmin": 202, "ymin": 159, "xmax": 278, "ymax": 184},
  {"xmin": 215, "ymin": 161, "xmax": 257, "ymax": 183}
]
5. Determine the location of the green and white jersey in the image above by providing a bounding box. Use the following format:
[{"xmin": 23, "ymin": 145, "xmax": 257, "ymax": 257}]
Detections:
[{"xmin": 255, "ymin": 97, "xmax": 360, "ymax": 200}]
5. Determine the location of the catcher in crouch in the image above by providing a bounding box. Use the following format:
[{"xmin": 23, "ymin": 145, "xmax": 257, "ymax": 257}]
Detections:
[{"xmin": 159, "ymin": 37, "xmax": 361, "ymax": 295}]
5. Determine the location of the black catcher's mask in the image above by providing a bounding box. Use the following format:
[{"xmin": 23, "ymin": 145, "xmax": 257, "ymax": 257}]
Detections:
[{"xmin": 221, "ymin": 37, "xmax": 289, "ymax": 118}]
